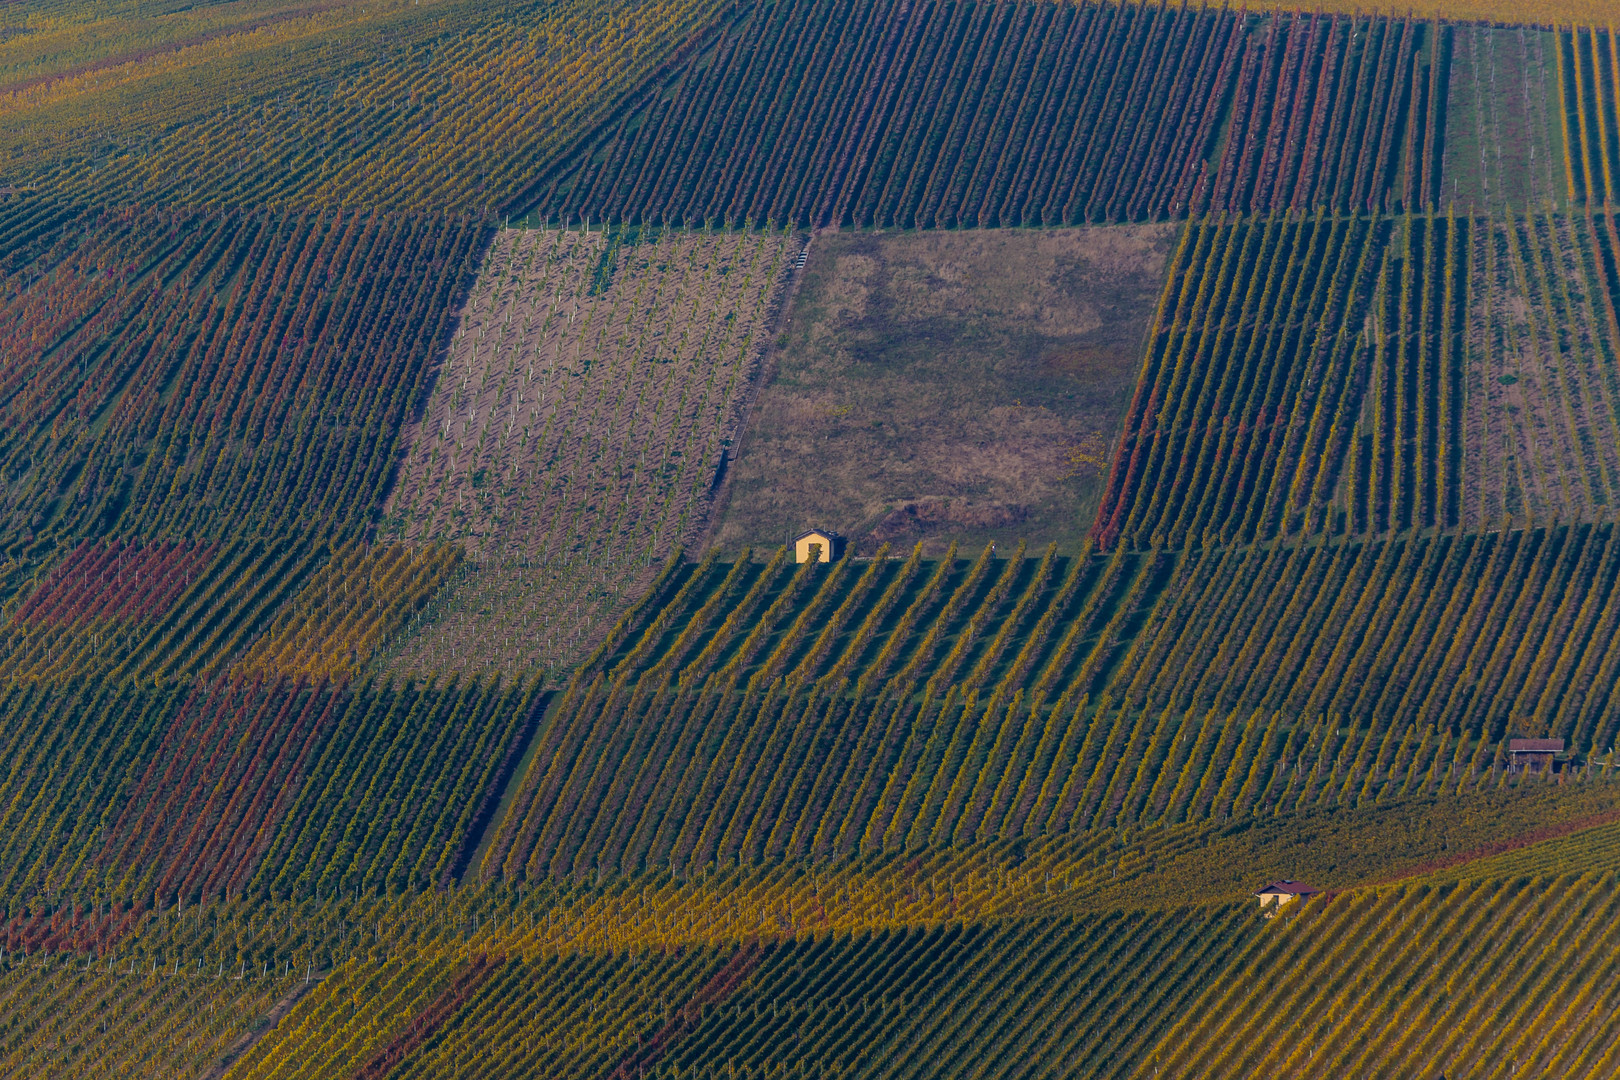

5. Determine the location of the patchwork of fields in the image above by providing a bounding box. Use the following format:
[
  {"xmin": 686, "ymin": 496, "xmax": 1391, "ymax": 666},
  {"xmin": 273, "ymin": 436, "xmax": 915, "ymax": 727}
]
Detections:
[{"xmin": 2, "ymin": 0, "xmax": 1620, "ymax": 1076}]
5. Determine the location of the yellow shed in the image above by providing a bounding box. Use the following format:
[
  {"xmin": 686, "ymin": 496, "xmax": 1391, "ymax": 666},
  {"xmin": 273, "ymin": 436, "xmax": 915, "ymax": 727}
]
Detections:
[
  {"xmin": 1255, "ymin": 881, "xmax": 1319, "ymax": 915},
  {"xmin": 793, "ymin": 528, "xmax": 845, "ymax": 563}
]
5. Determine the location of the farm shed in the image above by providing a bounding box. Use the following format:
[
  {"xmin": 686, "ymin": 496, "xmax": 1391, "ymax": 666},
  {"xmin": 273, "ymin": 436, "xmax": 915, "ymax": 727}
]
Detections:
[
  {"xmin": 793, "ymin": 529, "xmax": 845, "ymax": 563},
  {"xmin": 1508, "ymin": 738, "xmax": 1565, "ymax": 774},
  {"xmin": 1255, "ymin": 881, "xmax": 1319, "ymax": 913}
]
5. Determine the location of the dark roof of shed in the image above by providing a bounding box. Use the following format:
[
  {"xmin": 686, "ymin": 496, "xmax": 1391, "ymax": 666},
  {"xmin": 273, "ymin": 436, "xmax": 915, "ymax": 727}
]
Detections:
[
  {"xmin": 793, "ymin": 529, "xmax": 843, "ymax": 541},
  {"xmin": 1255, "ymin": 880, "xmax": 1319, "ymax": 897},
  {"xmin": 1509, "ymin": 738, "xmax": 1565, "ymax": 753}
]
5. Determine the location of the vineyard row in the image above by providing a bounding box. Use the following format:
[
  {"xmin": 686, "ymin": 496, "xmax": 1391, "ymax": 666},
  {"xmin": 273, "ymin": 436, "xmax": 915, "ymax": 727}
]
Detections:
[
  {"xmin": 0, "ymin": 674, "xmax": 538, "ymax": 912},
  {"xmin": 541, "ymin": 2, "xmax": 1431, "ymax": 229},
  {"xmin": 479, "ymin": 536, "xmax": 1620, "ymax": 880},
  {"xmin": 0, "ymin": 0, "xmax": 726, "ymax": 214},
  {"xmin": 1093, "ymin": 209, "xmax": 1620, "ymax": 547}
]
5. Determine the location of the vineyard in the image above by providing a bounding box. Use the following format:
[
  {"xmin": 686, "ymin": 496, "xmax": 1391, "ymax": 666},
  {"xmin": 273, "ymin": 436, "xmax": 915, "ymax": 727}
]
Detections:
[
  {"xmin": 472, "ymin": 536, "xmax": 1620, "ymax": 882},
  {"xmin": 1110, "ymin": 523, "xmax": 1620, "ymax": 744},
  {"xmin": 0, "ymin": 199, "xmax": 482, "ymax": 565},
  {"xmin": 0, "ymin": 0, "xmax": 1617, "ymax": 1074},
  {"xmin": 1561, "ymin": 25, "xmax": 1620, "ymax": 207},
  {"xmin": 0, "ymin": 674, "xmax": 538, "ymax": 912},
  {"xmin": 0, "ymin": 0, "xmax": 728, "ymax": 213},
  {"xmin": 231, "ymin": 544, "xmax": 460, "ymax": 682},
  {"xmin": 541, "ymin": 1, "xmax": 1433, "ymax": 229},
  {"xmin": 1091, "ymin": 207, "xmax": 1620, "ymax": 546},
  {"xmin": 1145, "ymin": 874, "xmax": 1620, "ymax": 1077}
]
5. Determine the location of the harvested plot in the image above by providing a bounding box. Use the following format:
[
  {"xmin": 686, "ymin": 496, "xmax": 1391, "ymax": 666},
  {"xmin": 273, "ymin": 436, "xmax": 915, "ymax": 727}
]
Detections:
[
  {"xmin": 379, "ymin": 225, "xmax": 790, "ymax": 674},
  {"xmin": 1448, "ymin": 213, "xmax": 1620, "ymax": 530},
  {"xmin": 1446, "ymin": 26, "xmax": 1566, "ymax": 211},
  {"xmin": 717, "ymin": 226, "xmax": 1173, "ymax": 555}
]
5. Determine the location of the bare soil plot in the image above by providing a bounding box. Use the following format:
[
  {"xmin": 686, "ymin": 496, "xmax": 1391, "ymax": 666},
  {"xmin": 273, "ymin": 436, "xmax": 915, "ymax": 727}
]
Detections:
[
  {"xmin": 713, "ymin": 226, "xmax": 1174, "ymax": 556},
  {"xmin": 1445, "ymin": 26, "xmax": 1566, "ymax": 212},
  {"xmin": 1455, "ymin": 213, "xmax": 1620, "ymax": 530},
  {"xmin": 378, "ymin": 225, "xmax": 791, "ymax": 675}
]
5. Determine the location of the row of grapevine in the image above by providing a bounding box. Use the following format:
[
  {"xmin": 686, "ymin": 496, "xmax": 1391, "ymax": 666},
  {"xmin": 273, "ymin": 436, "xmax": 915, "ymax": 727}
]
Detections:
[
  {"xmin": 475, "ymin": 540, "xmax": 1613, "ymax": 879},
  {"xmin": 1203, "ymin": 15, "xmax": 1444, "ymax": 215},
  {"xmin": 1092, "ymin": 208, "xmax": 1620, "ymax": 546},
  {"xmin": 0, "ymin": 199, "xmax": 483, "ymax": 566},
  {"xmin": 541, "ymin": 0, "xmax": 1254, "ymax": 228},
  {"xmin": 480, "ymin": 545, "xmax": 1165, "ymax": 878},
  {"xmin": 230, "ymin": 543, "xmax": 460, "ymax": 682},
  {"xmin": 1147, "ymin": 874, "xmax": 1620, "ymax": 1077},
  {"xmin": 1560, "ymin": 25, "xmax": 1620, "ymax": 206},
  {"xmin": 376, "ymin": 223, "xmax": 791, "ymax": 675},
  {"xmin": 1091, "ymin": 210, "xmax": 1387, "ymax": 549},
  {"xmin": 1109, "ymin": 523, "xmax": 1620, "ymax": 750},
  {"xmin": 0, "ymin": 673, "xmax": 538, "ymax": 912},
  {"xmin": 13, "ymin": 539, "xmax": 215, "ymax": 627},
  {"xmin": 0, "ymin": 0, "xmax": 727, "ymax": 213}
]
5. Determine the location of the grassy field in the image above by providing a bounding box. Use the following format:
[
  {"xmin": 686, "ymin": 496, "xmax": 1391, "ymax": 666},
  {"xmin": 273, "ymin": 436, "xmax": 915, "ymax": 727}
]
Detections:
[{"xmin": 715, "ymin": 226, "xmax": 1174, "ymax": 556}]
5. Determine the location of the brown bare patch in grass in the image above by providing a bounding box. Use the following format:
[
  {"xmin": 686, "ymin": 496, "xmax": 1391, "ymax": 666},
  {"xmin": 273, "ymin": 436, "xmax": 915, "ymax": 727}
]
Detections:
[{"xmin": 715, "ymin": 226, "xmax": 1175, "ymax": 555}]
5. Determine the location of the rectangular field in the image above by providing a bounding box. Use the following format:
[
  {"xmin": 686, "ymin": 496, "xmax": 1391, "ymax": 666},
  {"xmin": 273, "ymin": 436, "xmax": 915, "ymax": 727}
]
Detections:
[
  {"xmin": 716, "ymin": 225, "xmax": 1174, "ymax": 556},
  {"xmin": 379, "ymin": 224, "xmax": 791, "ymax": 675}
]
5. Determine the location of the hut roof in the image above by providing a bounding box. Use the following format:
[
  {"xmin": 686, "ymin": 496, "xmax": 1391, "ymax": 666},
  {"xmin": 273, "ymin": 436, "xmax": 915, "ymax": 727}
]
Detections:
[
  {"xmin": 1255, "ymin": 880, "xmax": 1320, "ymax": 897},
  {"xmin": 1508, "ymin": 738, "xmax": 1565, "ymax": 754}
]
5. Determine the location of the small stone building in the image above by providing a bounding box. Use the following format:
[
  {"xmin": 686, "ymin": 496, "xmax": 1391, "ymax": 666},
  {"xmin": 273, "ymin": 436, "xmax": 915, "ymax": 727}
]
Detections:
[
  {"xmin": 793, "ymin": 528, "xmax": 845, "ymax": 563},
  {"xmin": 1255, "ymin": 881, "xmax": 1319, "ymax": 913},
  {"xmin": 1508, "ymin": 738, "xmax": 1564, "ymax": 774}
]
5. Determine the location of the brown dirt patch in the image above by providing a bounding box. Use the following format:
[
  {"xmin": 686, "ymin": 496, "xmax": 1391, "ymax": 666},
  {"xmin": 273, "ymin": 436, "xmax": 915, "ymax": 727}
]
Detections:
[{"xmin": 714, "ymin": 225, "xmax": 1176, "ymax": 555}]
